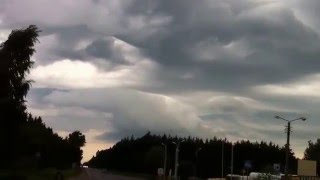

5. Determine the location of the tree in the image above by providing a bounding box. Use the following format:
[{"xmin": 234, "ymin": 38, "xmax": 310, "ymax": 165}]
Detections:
[
  {"xmin": 0, "ymin": 25, "xmax": 39, "ymax": 115},
  {"xmin": 0, "ymin": 26, "xmax": 87, "ymax": 171},
  {"xmin": 67, "ymin": 131, "xmax": 86, "ymax": 165},
  {"xmin": 304, "ymin": 139, "xmax": 320, "ymax": 175},
  {"xmin": 0, "ymin": 25, "xmax": 40, "ymax": 168},
  {"xmin": 67, "ymin": 131, "xmax": 86, "ymax": 147},
  {"xmin": 144, "ymin": 146, "xmax": 164, "ymax": 173},
  {"xmin": 86, "ymin": 132, "xmax": 294, "ymax": 178}
]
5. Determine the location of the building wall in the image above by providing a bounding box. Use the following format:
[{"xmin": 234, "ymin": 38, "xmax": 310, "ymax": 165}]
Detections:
[{"xmin": 298, "ymin": 160, "xmax": 317, "ymax": 176}]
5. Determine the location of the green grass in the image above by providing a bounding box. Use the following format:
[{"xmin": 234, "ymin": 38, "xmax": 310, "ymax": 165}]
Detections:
[{"xmin": 0, "ymin": 168, "xmax": 81, "ymax": 180}]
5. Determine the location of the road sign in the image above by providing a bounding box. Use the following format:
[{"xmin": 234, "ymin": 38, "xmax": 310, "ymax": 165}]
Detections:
[
  {"xmin": 244, "ymin": 160, "xmax": 252, "ymax": 169},
  {"xmin": 158, "ymin": 168, "xmax": 164, "ymax": 176},
  {"xmin": 273, "ymin": 164, "xmax": 280, "ymax": 172}
]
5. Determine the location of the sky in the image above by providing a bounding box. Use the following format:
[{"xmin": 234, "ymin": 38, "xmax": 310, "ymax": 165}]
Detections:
[{"xmin": 1, "ymin": 0, "xmax": 320, "ymax": 162}]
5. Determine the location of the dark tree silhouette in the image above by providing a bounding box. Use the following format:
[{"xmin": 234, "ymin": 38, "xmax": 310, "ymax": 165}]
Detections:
[
  {"xmin": 86, "ymin": 132, "xmax": 297, "ymax": 179},
  {"xmin": 66, "ymin": 131, "xmax": 86, "ymax": 166},
  {"xmin": 0, "ymin": 25, "xmax": 86, "ymax": 171},
  {"xmin": 304, "ymin": 139, "xmax": 320, "ymax": 175},
  {"xmin": 19, "ymin": 114, "xmax": 86, "ymax": 169},
  {"xmin": 0, "ymin": 25, "xmax": 40, "ymax": 168},
  {"xmin": 67, "ymin": 131, "xmax": 86, "ymax": 147}
]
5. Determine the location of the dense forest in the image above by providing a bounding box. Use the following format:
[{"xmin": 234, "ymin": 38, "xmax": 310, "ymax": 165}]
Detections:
[
  {"xmin": 0, "ymin": 25, "xmax": 86, "ymax": 170},
  {"xmin": 86, "ymin": 132, "xmax": 297, "ymax": 178}
]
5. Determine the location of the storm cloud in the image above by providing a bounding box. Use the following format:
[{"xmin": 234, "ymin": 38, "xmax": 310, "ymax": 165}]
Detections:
[{"xmin": 1, "ymin": 0, "xmax": 320, "ymax": 161}]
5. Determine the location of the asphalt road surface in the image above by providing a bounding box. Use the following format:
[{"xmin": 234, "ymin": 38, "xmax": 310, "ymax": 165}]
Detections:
[{"xmin": 69, "ymin": 168, "xmax": 145, "ymax": 180}]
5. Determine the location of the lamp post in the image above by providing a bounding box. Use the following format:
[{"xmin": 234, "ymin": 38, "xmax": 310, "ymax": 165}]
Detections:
[
  {"xmin": 231, "ymin": 143, "xmax": 234, "ymax": 180},
  {"xmin": 161, "ymin": 143, "xmax": 167, "ymax": 177},
  {"xmin": 173, "ymin": 140, "xmax": 185, "ymax": 179},
  {"xmin": 222, "ymin": 141, "xmax": 224, "ymax": 178},
  {"xmin": 274, "ymin": 115, "xmax": 306, "ymax": 180}
]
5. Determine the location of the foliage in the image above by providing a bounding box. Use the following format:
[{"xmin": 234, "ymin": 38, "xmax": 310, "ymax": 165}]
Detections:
[
  {"xmin": 19, "ymin": 114, "xmax": 86, "ymax": 169},
  {"xmin": 0, "ymin": 25, "xmax": 86, "ymax": 170},
  {"xmin": 66, "ymin": 131, "xmax": 86, "ymax": 165},
  {"xmin": 67, "ymin": 131, "xmax": 86, "ymax": 147},
  {"xmin": 0, "ymin": 25, "xmax": 39, "ymax": 105},
  {"xmin": 0, "ymin": 25, "xmax": 40, "ymax": 167},
  {"xmin": 86, "ymin": 132, "xmax": 297, "ymax": 178}
]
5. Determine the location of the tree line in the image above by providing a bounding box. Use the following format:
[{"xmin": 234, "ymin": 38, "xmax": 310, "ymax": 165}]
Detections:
[
  {"xmin": 0, "ymin": 25, "xmax": 86, "ymax": 170},
  {"xmin": 86, "ymin": 132, "xmax": 320, "ymax": 178}
]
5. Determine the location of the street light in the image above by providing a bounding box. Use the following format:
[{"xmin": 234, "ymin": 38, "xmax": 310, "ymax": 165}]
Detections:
[
  {"xmin": 221, "ymin": 141, "xmax": 224, "ymax": 178},
  {"xmin": 231, "ymin": 143, "xmax": 234, "ymax": 180},
  {"xmin": 161, "ymin": 143, "xmax": 167, "ymax": 177},
  {"xmin": 173, "ymin": 140, "xmax": 185, "ymax": 179},
  {"xmin": 274, "ymin": 115, "xmax": 306, "ymax": 180}
]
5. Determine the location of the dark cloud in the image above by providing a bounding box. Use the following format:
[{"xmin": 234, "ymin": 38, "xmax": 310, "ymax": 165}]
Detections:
[
  {"xmin": 63, "ymin": 0, "xmax": 314, "ymax": 96},
  {"xmin": 9, "ymin": 0, "xmax": 320, "ymax": 93},
  {"xmin": 85, "ymin": 38, "xmax": 115, "ymax": 59},
  {"xmin": 85, "ymin": 38, "xmax": 131, "ymax": 65},
  {"xmin": 35, "ymin": 25, "xmax": 96, "ymax": 63},
  {"xmin": 34, "ymin": 25, "xmax": 135, "ymax": 66},
  {"xmin": 3, "ymin": 0, "xmax": 320, "ymax": 158},
  {"xmin": 27, "ymin": 88, "xmax": 69, "ymax": 103}
]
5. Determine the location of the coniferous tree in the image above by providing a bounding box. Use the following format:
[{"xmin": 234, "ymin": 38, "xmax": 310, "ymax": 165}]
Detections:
[{"xmin": 86, "ymin": 132, "xmax": 296, "ymax": 178}]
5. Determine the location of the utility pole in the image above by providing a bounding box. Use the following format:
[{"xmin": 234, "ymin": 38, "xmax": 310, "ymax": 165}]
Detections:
[
  {"xmin": 221, "ymin": 141, "xmax": 224, "ymax": 178},
  {"xmin": 162, "ymin": 143, "xmax": 167, "ymax": 177},
  {"xmin": 174, "ymin": 140, "xmax": 185, "ymax": 179},
  {"xmin": 174, "ymin": 143, "xmax": 179, "ymax": 179},
  {"xmin": 275, "ymin": 115, "xmax": 306, "ymax": 180},
  {"xmin": 231, "ymin": 143, "xmax": 234, "ymax": 180},
  {"xmin": 285, "ymin": 121, "xmax": 291, "ymax": 180}
]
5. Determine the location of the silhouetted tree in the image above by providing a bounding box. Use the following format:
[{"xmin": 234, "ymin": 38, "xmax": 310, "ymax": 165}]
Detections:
[
  {"xmin": 86, "ymin": 132, "xmax": 296, "ymax": 179},
  {"xmin": 0, "ymin": 25, "xmax": 40, "ymax": 168},
  {"xmin": 66, "ymin": 131, "xmax": 86, "ymax": 165},
  {"xmin": 0, "ymin": 26, "xmax": 86, "ymax": 171},
  {"xmin": 67, "ymin": 131, "xmax": 86, "ymax": 147}
]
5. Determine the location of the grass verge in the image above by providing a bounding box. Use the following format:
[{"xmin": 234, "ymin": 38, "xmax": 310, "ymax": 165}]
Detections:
[
  {"xmin": 103, "ymin": 169, "xmax": 157, "ymax": 180},
  {"xmin": 0, "ymin": 168, "xmax": 81, "ymax": 180}
]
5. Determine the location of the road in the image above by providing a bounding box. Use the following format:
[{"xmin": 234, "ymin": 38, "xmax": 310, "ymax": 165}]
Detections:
[{"xmin": 69, "ymin": 168, "xmax": 145, "ymax": 180}]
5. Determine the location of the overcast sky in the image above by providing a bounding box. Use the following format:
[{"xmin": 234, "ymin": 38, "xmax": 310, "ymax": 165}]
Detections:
[{"xmin": 1, "ymin": 0, "xmax": 320, "ymax": 162}]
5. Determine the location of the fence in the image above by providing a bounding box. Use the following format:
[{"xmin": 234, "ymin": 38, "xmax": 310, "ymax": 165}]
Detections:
[{"xmin": 297, "ymin": 176, "xmax": 320, "ymax": 180}]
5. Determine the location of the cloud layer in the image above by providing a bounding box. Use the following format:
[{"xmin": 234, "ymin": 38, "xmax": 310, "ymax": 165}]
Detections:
[{"xmin": 2, "ymin": 0, "xmax": 320, "ymax": 160}]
